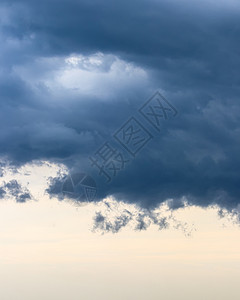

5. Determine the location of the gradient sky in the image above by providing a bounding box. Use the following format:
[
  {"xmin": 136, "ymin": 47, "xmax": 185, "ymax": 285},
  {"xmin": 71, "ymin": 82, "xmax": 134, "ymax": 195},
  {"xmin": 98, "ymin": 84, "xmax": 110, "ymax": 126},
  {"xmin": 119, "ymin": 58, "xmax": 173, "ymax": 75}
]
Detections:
[{"xmin": 0, "ymin": 0, "xmax": 240, "ymax": 299}]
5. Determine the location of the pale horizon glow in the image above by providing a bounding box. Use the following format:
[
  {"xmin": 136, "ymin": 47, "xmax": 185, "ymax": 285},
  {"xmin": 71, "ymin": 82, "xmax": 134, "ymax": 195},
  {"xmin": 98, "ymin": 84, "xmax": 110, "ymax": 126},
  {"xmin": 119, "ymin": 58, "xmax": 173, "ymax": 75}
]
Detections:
[{"xmin": 0, "ymin": 192, "xmax": 240, "ymax": 300}]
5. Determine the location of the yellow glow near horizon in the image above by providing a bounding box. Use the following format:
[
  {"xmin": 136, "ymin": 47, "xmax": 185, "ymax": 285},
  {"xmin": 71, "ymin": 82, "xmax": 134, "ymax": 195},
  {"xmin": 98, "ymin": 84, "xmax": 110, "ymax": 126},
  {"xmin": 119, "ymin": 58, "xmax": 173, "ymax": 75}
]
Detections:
[{"xmin": 0, "ymin": 197, "xmax": 240, "ymax": 300}]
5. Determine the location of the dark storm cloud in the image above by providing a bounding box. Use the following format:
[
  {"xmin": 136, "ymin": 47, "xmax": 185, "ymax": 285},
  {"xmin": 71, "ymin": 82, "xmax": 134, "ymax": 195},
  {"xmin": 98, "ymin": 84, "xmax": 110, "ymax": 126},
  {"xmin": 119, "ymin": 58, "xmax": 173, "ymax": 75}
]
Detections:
[{"xmin": 0, "ymin": 0, "xmax": 240, "ymax": 210}]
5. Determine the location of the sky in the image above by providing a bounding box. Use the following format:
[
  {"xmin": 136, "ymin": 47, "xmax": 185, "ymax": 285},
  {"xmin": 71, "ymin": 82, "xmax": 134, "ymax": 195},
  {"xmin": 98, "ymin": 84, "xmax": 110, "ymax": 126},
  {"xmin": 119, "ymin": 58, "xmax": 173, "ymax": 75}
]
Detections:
[{"xmin": 0, "ymin": 0, "xmax": 240, "ymax": 299}]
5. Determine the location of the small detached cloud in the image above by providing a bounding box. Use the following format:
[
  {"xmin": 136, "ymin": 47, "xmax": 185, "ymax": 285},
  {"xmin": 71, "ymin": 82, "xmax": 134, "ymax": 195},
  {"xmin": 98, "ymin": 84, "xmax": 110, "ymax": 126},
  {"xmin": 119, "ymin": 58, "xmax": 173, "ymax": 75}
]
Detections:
[{"xmin": 0, "ymin": 180, "xmax": 32, "ymax": 203}]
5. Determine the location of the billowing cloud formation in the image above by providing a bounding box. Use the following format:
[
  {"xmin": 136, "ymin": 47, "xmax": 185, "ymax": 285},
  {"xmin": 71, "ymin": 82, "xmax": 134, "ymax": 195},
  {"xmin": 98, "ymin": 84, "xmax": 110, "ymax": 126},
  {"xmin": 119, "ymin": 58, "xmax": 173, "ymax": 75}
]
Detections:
[{"xmin": 0, "ymin": 0, "xmax": 240, "ymax": 212}]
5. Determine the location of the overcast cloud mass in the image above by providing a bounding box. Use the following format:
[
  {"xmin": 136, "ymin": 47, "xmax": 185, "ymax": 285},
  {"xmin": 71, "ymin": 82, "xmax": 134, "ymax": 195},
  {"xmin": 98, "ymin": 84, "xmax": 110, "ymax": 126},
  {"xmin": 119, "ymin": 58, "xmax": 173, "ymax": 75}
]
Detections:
[{"xmin": 0, "ymin": 0, "xmax": 240, "ymax": 213}]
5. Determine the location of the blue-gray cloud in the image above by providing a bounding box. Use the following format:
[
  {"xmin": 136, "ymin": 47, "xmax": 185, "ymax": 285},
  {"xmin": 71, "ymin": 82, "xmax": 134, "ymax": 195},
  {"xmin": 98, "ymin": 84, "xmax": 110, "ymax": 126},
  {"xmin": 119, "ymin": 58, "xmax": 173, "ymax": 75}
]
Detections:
[
  {"xmin": 0, "ymin": 180, "xmax": 32, "ymax": 202},
  {"xmin": 0, "ymin": 0, "xmax": 240, "ymax": 211}
]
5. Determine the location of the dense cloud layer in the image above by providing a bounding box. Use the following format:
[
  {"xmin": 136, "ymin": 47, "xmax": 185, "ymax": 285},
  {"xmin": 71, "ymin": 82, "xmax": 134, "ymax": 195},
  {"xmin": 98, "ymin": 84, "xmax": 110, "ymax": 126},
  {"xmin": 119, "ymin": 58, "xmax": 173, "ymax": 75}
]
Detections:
[{"xmin": 0, "ymin": 0, "xmax": 240, "ymax": 210}]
